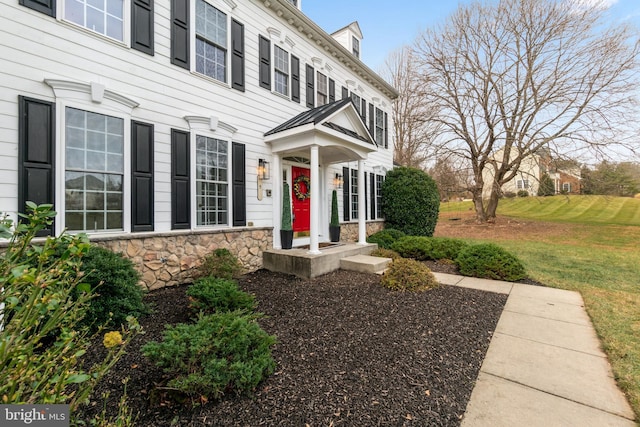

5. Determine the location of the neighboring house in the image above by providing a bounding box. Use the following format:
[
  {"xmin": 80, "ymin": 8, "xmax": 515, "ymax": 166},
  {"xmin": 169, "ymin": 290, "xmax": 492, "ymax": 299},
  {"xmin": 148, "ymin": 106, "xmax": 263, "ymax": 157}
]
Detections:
[
  {"xmin": 482, "ymin": 149, "xmax": 581, "ymax": 198},
  {"xmin": 0, "ymin": 0, "xmax": 398, "ymax": 288}
]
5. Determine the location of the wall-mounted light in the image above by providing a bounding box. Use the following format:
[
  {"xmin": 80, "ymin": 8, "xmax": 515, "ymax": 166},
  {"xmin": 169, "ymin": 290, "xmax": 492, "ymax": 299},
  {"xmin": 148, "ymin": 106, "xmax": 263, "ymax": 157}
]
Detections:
[
  {"xmin": 258, "ymin": 159, "xmax": 270, "ymax": 180},
  {"xmin": 333, "ymin": 173, "xmax": 343, "ymax": 189}
]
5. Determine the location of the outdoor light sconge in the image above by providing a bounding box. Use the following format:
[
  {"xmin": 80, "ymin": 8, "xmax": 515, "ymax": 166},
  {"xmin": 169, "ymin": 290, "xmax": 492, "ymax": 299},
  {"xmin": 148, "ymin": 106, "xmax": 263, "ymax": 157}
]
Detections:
[
  {"xmin": 257, "ymin": 158, "xmax": 270, "ymax": 201},
  {"xmin": 333, "ymin": 173, "xmax": 344, "ymax": 189}
]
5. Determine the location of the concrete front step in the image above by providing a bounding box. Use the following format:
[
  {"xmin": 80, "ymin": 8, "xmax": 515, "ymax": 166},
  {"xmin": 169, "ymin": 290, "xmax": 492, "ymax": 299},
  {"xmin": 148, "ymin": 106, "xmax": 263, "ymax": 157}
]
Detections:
[{"xmin": 340, "ymin": 254, "xmax": 392, "ymax": 275}]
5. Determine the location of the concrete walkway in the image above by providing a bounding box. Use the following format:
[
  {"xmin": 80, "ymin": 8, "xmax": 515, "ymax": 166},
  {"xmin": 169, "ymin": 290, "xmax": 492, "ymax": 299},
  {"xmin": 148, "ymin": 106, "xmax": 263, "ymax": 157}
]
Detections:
[{"xmin": 432, "ymin": 272, "xmax": 637, "ymax": 427}]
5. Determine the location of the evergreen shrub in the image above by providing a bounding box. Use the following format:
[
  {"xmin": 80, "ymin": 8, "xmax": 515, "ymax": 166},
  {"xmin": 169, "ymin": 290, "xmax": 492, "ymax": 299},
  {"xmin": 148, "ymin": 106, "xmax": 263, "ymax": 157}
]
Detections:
[
  {"xmin": 455, "ymin": 243, "xmax": 526, "ymax": 282},
  {"xmin": 199, "ymin": 248, "xmax": 243, "ymax": 280},
  {"xmin": 381, "ymin": 258, "xmax": 439, "ymax": 291},
  {"xmin": 366, "ymin": 228, "xmax": 406, "ymax": 249},
  {"xmin": 187, "ymin": 277, "xmax": 256, "ymax": 314}
]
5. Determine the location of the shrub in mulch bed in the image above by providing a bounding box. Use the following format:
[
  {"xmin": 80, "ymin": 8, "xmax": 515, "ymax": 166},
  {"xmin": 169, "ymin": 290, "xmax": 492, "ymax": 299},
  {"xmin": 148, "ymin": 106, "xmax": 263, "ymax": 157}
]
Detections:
[{"xmin": 75, "ymin": 269, "xmax": 507, "ymax": 426}]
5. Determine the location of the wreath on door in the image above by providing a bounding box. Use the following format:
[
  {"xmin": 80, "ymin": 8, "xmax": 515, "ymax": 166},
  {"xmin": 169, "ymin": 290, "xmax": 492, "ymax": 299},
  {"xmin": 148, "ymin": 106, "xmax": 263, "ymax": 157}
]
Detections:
[{"xmin": 293, "ymin": 175, "xmax": 311, "ymax": 200}]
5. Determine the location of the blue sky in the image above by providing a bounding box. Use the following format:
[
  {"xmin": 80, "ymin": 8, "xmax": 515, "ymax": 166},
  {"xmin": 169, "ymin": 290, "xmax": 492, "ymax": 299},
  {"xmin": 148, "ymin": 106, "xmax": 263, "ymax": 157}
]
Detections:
[{"xmin": 301, "ymin": 0, "xmax": 640, "ymax": 73}]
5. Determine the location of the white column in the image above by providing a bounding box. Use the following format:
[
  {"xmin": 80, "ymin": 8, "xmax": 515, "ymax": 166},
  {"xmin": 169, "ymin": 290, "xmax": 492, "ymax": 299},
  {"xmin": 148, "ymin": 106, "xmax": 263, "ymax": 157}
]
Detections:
[
  {"xmin": 357, "ymin": 159, "xmax": 366, "ymax": 244},
  {"xmin": 272, "ymin": 153, "xmax": 282, "ymax": 249},
  {"xmin": 308, "ymin": 145, "xmax": 321, "ymax": 254}
]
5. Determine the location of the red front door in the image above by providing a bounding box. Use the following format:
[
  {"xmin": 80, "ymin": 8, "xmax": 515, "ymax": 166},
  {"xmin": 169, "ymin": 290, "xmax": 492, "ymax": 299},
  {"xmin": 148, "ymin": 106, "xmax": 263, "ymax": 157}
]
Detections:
[{"xmin": 291, "ymin": 166, "xmax": 310, "ymax": 233}]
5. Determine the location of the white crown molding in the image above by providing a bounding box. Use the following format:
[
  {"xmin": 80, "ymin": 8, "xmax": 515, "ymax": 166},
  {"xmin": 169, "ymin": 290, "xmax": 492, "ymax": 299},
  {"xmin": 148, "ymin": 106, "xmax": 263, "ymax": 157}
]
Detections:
[{"xmin": 44, "ymin": 78, "xmax": 139, "ymax": 110}]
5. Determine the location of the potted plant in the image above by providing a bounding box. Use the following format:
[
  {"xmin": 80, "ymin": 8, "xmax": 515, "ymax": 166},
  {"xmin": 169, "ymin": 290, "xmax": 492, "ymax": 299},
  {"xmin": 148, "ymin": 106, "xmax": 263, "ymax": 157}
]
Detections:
[
  {"xmin": 281, "ymin": 182, "xmax": 293, "ymax": 249},
  {"xmin": 329, "ymin": 189, "xmax": 340, "ymax": 242}
]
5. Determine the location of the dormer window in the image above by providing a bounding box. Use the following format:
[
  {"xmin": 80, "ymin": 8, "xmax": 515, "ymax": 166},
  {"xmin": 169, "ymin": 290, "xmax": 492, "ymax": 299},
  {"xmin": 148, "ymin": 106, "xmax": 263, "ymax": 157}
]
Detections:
[
  {"xmin": 286, "ymin": 0, "xmax": 298, "ymax": 7},
  {"xmin": 352, "ymin": 36, "xmax": 360, "ymax": 59}
]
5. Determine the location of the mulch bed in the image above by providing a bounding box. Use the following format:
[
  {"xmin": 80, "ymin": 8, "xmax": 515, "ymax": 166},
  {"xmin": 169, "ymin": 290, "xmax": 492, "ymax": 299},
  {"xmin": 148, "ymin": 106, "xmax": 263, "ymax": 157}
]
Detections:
[{"xmin": 77, "ymin": 268, "xmax": 508, "ymax": 426}]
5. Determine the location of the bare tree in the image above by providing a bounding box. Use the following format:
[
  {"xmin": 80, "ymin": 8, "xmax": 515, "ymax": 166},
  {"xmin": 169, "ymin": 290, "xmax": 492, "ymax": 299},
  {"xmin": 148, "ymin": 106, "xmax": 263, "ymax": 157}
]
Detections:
[
  {"xmin": 383, "ymin": 46, "xmax": 441, "ymax": 168},
  {"xmin": 413, "ymin": 0, "xmax": 640, "ymax": 222}
]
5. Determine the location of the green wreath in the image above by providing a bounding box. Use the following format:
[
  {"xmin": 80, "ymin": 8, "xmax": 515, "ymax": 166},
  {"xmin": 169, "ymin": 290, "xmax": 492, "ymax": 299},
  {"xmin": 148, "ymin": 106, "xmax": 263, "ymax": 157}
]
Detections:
[{"xmin": 293, "ymin": 175, "xmax": 311, "ymax": 201}]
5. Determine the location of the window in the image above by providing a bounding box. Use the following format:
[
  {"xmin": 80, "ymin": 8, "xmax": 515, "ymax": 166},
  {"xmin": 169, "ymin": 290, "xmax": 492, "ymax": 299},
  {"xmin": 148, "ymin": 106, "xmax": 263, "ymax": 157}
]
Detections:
[
  {"xmin": 375, "ymin": 107, "xmax": 385, "ymax": 145},
  {"xmin": 196, "ymin": 136, "xmax": 228, "ymax": 226},
  {"xmin": 274, "ymin": 45, "xmax": 290, "ymax": 96},
  {"xmin": 351, "ymin": 169, "xmax": 358, "ymax": 220},
  {"xmin": 64, "ymin": 0, "xmax": 125, "ymax": 41},
  {"xmin": 195, "ymin": 0, "xmax": 227, "ymax": 83},
  {"xmin": 317, "ymin": 71, "xmax": 328, "ymax": 106},
  {"xmin": 517, "ymin": 180, "xmax": 530, "ymax": 190},
  {"xmin": 64, "ymin": 107, "xmax": 124, "ymax": 231},
  {"xmin": 376, "ymin": 174, "xmax": 383, "ymax": 218},
  {"xmin": 351, "ymin": 93, "xmax": 362, "ymax": 114},
  {"xmin": 562, "ymin": 182, "xmax": 571, "ymax": 193},
  {"xmin": 352, "ymin": 36, "xmax": 360, "ymax": 59}
]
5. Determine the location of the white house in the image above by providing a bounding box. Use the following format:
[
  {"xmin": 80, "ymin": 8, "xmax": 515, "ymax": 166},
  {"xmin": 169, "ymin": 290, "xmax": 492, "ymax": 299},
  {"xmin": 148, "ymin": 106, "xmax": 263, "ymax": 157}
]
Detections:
[{"xmin": 0, "ymin": 0, "xmax": 398, "ymax": 288}]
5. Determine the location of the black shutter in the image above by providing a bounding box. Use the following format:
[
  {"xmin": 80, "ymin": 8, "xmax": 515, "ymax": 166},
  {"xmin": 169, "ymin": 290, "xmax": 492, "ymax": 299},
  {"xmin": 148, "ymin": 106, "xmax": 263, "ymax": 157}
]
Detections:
[
  {"xmin": 20, "ymin": 0, "xmax": 55, "ymax": 17},
  {"xmin": 342, "ymin": 86, "xmax": 349, "ymax": 99},
  {"xmin": 231, "ymin": 19, "xmax": 245, "ymax": 91},
  {"xmin": 18, "ymin": 96, "xmax": 55, "ymax": 236},
  {"xmin": 232, "ymin": 143, "xmax": 246, "ymax": 227},
  {"xmin": 364, "ymin": 172, "xmax": 368, "ymax": 220},
  {"xmin": 342, "ymin": 167, "xmax": 350, "ymax": 221},
  {"xmin": 306, "ymin": 64, "xmax": 315, "ymax": 108},
  {"xmin": 171, "ymin": 0, "xmax": 189, "ymax": 69},
  {"xmin": 171, "ymin": 129, "xmax": 190, "ymax": 229},
  {"xmin": 384, "ymin": 112, "xmax": 389, "ymax": 148},
  {"xmin": 361, "ymin": 98, "xmax": 367, "ymax": 122},
  {"xmin": 329, "ymin": 79, "xmax": 335, "ymax": 103},
  {"xmin": 132, "ymin": 0, "xmax": 154, "ymax": 55},
  {"xmin": 291, "ymin": 55, "xmax": 300, "ymax": 103},
  {"xmin": 259, "ymin": 35, "xmax": 271, "ymax": 89},
  {"xmin": 131, "ymin": 121, "xmax": 154, "ymax": 232},
  {"xmin": 369, "ymin": 103, "xmax": 374, "ymax": 134},
  {"xmin": 370, "ymin": 173, "xmax": 376, "ymax": 219}
]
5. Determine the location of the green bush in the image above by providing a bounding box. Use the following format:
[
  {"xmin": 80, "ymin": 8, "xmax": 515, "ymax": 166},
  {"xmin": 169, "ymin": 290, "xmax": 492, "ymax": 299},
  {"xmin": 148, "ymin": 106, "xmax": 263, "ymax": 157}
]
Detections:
[
  {"xmin": 366, "ymin": 228, "xmax": 406, "ymax": 249},
  {"xmin": 369, "ymin": 248, "xmax": 401, "ymax": 260},
  {"xmin": 142, "ymin": 312, "xmax": 276, "ymax": 400},
  {"xmin": 78, "ymin": 246, "xmax": 147, "ymax": 333},
  {"xmin": 381, "ymin": 258, "xmax": 439, "ymax": 291},
  {"xmin": 455, "ymin": 243, "xmax": 526, "ymax": 282},
  {"xmin": 517, "ymin": 190, "xmax": 529, "ymax": 197},
  {"xmin": 538, "ymin": 173, "xmax": 556, "ymax": 196},
  {"xmin": 187, "ymin": 277, "xmax": 256, "ymax": 314},
  {"xmin": 391, "ymin": 236, "xmax": 470, "ymax": 261},
  {"xmin": 391, "ymin": 236, "xmax": 433, "ymax": 260},
  {"xmin": 199, "ymin": 248, "xmax": 243, "ymax": 279},
  {"xmin": 381, "ymin": 167, "xmax": 440, "ymax": 236},
  {"xmin": 0, "ymin": 203, "xmax": 140, "ymax": 411}
]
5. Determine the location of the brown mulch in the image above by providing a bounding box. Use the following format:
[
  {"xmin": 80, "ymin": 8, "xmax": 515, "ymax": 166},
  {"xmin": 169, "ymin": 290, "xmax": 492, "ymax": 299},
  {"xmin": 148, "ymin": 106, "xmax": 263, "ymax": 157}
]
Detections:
[{"xmin": 77, "ymin": 268, "xmax": 508, "ymax": 427}]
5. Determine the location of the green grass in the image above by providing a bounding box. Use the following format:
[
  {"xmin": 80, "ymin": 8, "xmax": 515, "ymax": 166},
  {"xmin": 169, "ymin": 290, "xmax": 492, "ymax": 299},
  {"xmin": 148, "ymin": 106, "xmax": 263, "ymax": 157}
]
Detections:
[{"xmin": 437, "ymin": 195, "xmax": 640, "ymax": 420}]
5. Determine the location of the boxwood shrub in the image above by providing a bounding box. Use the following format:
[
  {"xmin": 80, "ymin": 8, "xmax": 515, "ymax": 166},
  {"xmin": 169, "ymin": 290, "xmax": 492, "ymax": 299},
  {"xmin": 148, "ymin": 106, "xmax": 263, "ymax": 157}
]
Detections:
[
  {"xmin": 187, "ymin": 277, "xmax": 256, "ymax": 314},
  {"xmin": 391, "ymin": 236, "xmax": 469, "ymax": 261},
  {"xmin": 381, "ymin": 167, "xmax": 440, "ymax": 236},
  {"xmin": 366, "ymin": 228, "xmax": 406, "ymax": 249},
  {"xmin": 455, "ymin": 243, "xmax": 526, "ymax": 282}
]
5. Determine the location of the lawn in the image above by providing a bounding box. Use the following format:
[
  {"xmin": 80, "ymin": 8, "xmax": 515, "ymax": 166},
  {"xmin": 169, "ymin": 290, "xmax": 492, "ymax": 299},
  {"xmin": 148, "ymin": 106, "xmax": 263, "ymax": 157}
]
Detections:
[{"xmin": 435, "ymin": 195, "xmax": 640, "ymax": 419}]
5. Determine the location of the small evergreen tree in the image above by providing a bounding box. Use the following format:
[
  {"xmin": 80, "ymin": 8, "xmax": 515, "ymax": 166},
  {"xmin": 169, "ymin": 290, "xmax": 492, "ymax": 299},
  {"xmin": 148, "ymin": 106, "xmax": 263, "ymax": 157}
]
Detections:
[
  {"xmin": 381, "ymin": 167, "xmax": 440, "ymax": 236},
  {"xmin": 538, "ymin": 173, "xmax": 555, "ymax": 196}
]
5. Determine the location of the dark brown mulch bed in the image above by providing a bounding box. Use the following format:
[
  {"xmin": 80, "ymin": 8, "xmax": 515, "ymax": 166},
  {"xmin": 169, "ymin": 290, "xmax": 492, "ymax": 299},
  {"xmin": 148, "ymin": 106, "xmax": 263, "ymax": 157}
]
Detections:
[{"xmin": 78, "ymin": 269, "xmax": 508, "ymax": 426}]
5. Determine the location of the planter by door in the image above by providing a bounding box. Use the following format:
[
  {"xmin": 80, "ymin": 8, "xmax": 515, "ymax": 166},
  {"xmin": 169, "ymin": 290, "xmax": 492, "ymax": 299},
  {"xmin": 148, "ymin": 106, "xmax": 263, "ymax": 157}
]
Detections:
[
  {"xmin": 329, "ymin": 225, "xmax": 340, "ymax": 242},
  {"xmin": 280, "ymin": 229, "xmax": 293, "ymax": 249}
]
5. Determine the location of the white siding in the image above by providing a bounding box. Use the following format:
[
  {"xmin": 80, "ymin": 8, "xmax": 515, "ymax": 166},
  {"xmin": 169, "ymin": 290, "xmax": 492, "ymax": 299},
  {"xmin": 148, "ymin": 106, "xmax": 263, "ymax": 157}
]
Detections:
[{"xmin": 0, "ymin": 0, "xmax": 394, "ymax": 235}]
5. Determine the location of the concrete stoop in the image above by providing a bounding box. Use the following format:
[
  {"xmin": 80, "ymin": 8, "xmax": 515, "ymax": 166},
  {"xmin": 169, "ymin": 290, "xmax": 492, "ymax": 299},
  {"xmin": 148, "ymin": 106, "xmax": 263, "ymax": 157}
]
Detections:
[
  {"xmin": 340, "ymin": 254, "xmax": 392, "ymax": 275},
  {"xmin": 263, "ymin": 243, "xmax": 377, "ymax": 279}
]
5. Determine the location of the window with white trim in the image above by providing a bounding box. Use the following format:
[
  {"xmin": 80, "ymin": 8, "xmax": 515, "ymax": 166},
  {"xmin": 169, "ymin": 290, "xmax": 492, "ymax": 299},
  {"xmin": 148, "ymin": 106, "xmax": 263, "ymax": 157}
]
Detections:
[
  {"xmin": 317, "ymin": 71, "xmax": 328, "ymax": 106},
  {"xmin": 274, "ymin": 45, "xmax": 290, "ymax": 96},
  {"xmin": 65, "ymin": 107, "xmax": 124, "ymax": 231},
  {"xmin": 562, "ymin": 182, "xmax": 571, "ymax": 193},
  {"xmin": 351, "ymin": 169, "xmax": 358, "ymax": 220},
  {"xmin": 376, "ymin": 174, "xmax": 383, "ymax": 219},
  {"xmin": 64, "ymin": 0, "xmax": 125, "ymax": 41},
  {"xmin": 195, "ymin": 136, "xmax": 228, "ymax": 225},
  {"xmin": 352, "ymin": 36, "xmax": 360, "ymax": 59},
  {"xmin": 351, "ymin": 93, "xmax": 362, "ymax": 114},
  {"xmin": 516, "ymin": 179, "xmax": 530, "ymax": 190},
  {"xmin": 195, "ymin": 0, "xmax": 228, "ymax": 83},
  {"xmin": 375, "ymin": 107, "xmax": 384, "ymax": 145}
]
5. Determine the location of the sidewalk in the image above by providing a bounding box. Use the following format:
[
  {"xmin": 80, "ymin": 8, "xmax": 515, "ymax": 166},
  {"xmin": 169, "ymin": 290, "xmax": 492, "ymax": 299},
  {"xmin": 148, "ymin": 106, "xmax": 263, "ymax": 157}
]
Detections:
[{"xmin": 433, "ymin": 273, "xmax": 637, "ymax": 427}]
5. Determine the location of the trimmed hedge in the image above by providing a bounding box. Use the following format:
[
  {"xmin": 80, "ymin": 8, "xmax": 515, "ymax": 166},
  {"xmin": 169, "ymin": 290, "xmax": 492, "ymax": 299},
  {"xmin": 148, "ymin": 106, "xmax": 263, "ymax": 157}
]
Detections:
[
  {"xmin": 381, "ymin": 167, "xmax": 440, "ymax": 236},
  {"xmin": 391, "ymin": 236, "xmax": 469, "ymax": 261},
  {"xmin": 455, "ymin": 243, "xmax": 526, "ymax": 282},
  {"xmin": 366, "ymin": 228, "xmax": 406, "ymax": 249}
]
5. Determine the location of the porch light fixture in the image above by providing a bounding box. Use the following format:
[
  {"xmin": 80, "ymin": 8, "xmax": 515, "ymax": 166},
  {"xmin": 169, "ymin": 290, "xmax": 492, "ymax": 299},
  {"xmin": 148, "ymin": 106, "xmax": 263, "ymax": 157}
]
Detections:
[
  {"xmin": 333, "ymin": 173, "xmax": 343, "ymax": 189},
  {"xmin": 258, "ymin": 159, "xmax": 270, "ymax": 180}
]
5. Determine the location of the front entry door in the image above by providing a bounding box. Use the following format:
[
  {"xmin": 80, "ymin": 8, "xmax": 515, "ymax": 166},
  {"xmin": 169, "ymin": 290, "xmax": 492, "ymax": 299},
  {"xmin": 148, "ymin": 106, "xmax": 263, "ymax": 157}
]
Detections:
[{"xmin": 291, "ymin": 166, "xmax": 311, "ymax": 233}]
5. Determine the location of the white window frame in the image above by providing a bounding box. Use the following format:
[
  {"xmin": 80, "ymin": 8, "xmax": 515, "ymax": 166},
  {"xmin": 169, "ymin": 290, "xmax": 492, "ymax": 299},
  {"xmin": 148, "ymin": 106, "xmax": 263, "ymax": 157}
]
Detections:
[
  {"xmin": 191, "ymin": 0, "xmax": 234, "ymax": 87},
  {"xmin": 562, "ymin": 182, "xmax": 571, "ymax": 193},
  {"xmin": 316, "ymin": 71, "xmax": 328, "ymax": 106},
  {"xmin": 351, "ymin": 168, "xmax": 358, "ymax": 220},
  {"xmin": 375, "ymin": 107, "xmax": 385, "ymax": 146},
  {"xmin": 45, "ymin": 79, "xmax": 138, "ymax": 236},
  {"xmin": 273, "ymin": 44, "xmax": 290, "ymax": 97},
  {"xmin": 352, "ymin": 36, "xmax": 360, "ymax": 59},
  {"xmin": 517, "ymin": 179, "xmax": 530, "ymax": 190},
  {"xmin": 60, "ymin": 0, "xmax": 131, "ymax": 45},
  {"xmin": 184, "ymin": 116, "xmax": 237, "ymax": 229}
]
